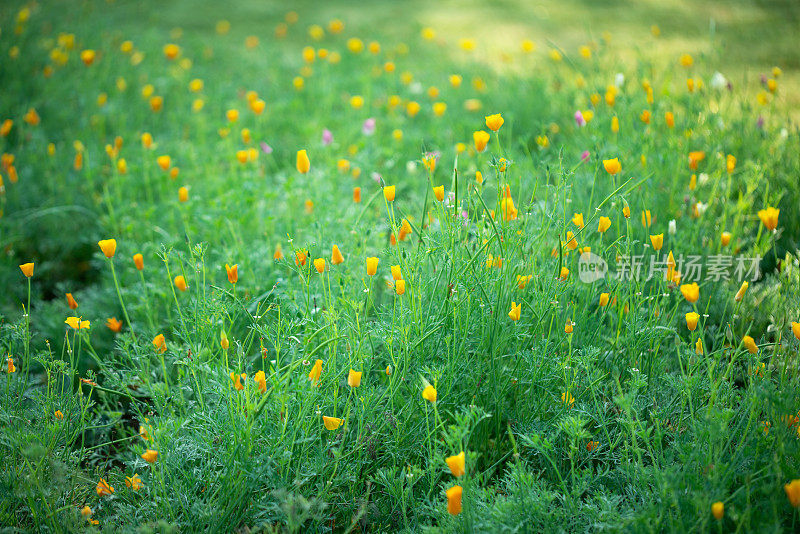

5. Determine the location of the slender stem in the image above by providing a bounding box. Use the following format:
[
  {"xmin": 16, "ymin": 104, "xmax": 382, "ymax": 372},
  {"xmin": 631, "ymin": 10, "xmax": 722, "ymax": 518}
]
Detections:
[{"xmin": 109, "ymin": 259, "xmax": 135, "ymax": 340}]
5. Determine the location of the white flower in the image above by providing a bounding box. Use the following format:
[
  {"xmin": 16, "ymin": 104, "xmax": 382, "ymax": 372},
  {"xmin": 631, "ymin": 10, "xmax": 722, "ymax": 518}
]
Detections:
[
  {"xmin": 406, "ymin": 160, "xmax": 417, "ymax": 173},
  {"xmin": 695, "ymin": 202, "xmax": 708, "ymax": 215},
  {"xmin": 698, "ymin": 172, "xmax": 710, "ymax": 186},
  {"xmin": 409, "ymin": 81, "xmax": 423, "ymax": 94},
  {"xmin": 710, "ymin": 72, "xmax": 727, "ymax": 90},
  {"xmin": 668, "ymin": 219, "xmax": 677, "ymax": 235},
  {"xmin": 614, "ymin": 73, "xmax": 625, "ymax": 87}
]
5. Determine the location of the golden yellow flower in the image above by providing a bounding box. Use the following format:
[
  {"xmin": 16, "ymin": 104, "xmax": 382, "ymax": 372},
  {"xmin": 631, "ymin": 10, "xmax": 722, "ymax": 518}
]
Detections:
[
  {"xmin": 323, "ymin": 416, "xmax": 343, "ymax": 430},
  {"xmin": 141, "ymin": 449, "xmax": 158, "ymax": 463},
  {"xmin": 603, "ymin": 158, "xmax": 621, "ymax": 175},
  {"xmin": 447, "ymin": 485, "xmax": 462, "ymax": 515},
  {"xmin": 485, "ymin": 113, "xmax": 504, "ymax": 132},
  {"xmin": 347, "ymin": 369, "xmax": 362, "ymax": 388},
  {"xmin": 446, "ymin": 452, "xmax": 465, "ymax": 477}
]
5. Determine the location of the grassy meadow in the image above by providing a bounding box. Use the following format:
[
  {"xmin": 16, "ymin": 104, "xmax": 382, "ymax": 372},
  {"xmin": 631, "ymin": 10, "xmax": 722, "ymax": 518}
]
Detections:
[{"xmin": 2, "ymin": 0, "xmax": 800, "ymax": 531}]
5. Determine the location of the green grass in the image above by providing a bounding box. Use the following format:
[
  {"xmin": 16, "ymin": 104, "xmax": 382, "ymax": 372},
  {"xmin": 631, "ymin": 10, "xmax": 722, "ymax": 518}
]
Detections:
[{"xmin": 1, "ymin": 0, "xmax": 800, "ymax": 532}]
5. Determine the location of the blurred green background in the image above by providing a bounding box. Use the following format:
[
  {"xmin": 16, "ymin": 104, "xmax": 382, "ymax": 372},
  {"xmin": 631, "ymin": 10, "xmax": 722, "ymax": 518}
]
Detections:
[{"xmin": 46, "ymin": 0, "xmax": 800, "ymax": 116}]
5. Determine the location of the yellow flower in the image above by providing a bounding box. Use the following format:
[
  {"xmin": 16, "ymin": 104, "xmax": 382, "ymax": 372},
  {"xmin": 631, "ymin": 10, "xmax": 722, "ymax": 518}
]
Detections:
[
  {"xmin": 508, "ymin": 302, "xmax": 521, "ymax": 321},
  {"xmin": 308, "ymin": 359, "xmax": 323, "ymax": 385},
  {"xmin": 562, "ymin": 391, "xmax": 575, "ymax": 407},
  {"xmin": 347, "ymin": 38, "xmax": 364, "ymax": 53},
  {"xmin": 174, "ymin": 275, "xmax": 187, "ymax": 291},
  {"xmin": 366, "ymin": 257, "xmax": 380, "ymax": 276},
  {"xmin": 406, "ymin": 101, "xmax": 420, "ymax": 117},
  {"xmin": 501, "ymin": 195, "xmax": 518, "ymax": 221},
  {"xmin": 446, "ymin": 485, "xmax": 462, "ymax": 515},
  {"xmin": 422, "ymin": 385, "xmax": 437, "ymax": 403},
  {"xmin": 19, "ymin": 262, "xmax": 34, "ymax": 278},
  {"xmin": 757, "ymin": 207, "xmax": 779, "ymax": 231},
  {"xmin": 65, "ymin": 317, "xmax": 90, "ymax": 330},
  {"xmin": 742, "ymin": 335, "xmax": 758, "ymax": 354},
  {"xmin": 220, "ymin": 330, "xmax": 229, "ymax": 350},
  {"xmin": 423, "ymin": 154, "xmax": 437, "ymax": 173},
  {"xmin": 688, "ymin": 151, "xmax": 705, "ymax": 169},
  {"xmin": 649, "ymin": 234, "xmax": 663, "ymax": 251},
  {"xmin": 599, "ymin": 293, "xmax": 610, "ymax": 307},
  {"xmin": 153, "ymin": 334, "xmax": 166, "ymax": 353},
  {"xmin": 141, "ymin": 449, "xmax": 158, "ymax": 463},
  {"xmin": 516, "ymin": 275, "xmax": 531, "ymax": 289},
  {"xmin": 711, "ymin": 501, "xmax": 724, "ymax": 520},
  {"xmin": 1, "ymin": 119, "xmax": 13, "ymax": 137},
  {"xmin": 641, "ymin": 210, "xmax": 652, "ymax": 228},
  {"xmin": 597, "ymin": 216, "xmax": 611, "ymax": 233},
  {"xmin": 66, "ymin": 293, "xmax": 78, "ymax": 310},
  {"xmin": 622, "ymin": 206, "xmax": 631, "ymax": 218},
  {"xmin": 80, "ymin": 49, "xmax": 96, "ymax": 66},
  {"xmin": 323, "ymin": 416, "xmax": 343, "ymax": 430},
  {"xmin": 96, "ymin": 478, "xmax": 114, "ymax": 496},
  {"xmin": 446, "ymin": 452, "xmax": 465, "ymax": 477},
  {"xmin": 98, "ymin": 239, "xmax": 117, "ymax": 258},
  {"xmin": 224, "ymin": 263, "xmax": 238, "ymax": 285},
  {"xmin": 433, "ymin": 185, "xmax": 445, "ymax": 202},
  {"xmin": 726, "ymin": 154, "xmax": 736, "ymax": 174},
  {"xmin": 792, "ymin": 322, "xmax": 800, "ymax": 341},
  {"xmin": 383, "ymin": 185, "xmax": 396, "ymax": 202},
  {"xmin": 54, "ymin": 410, "xmax": 64, "ymax": 420},
  {"xmin": 685, "ymin": 312, "xmax": 700, "ymax": 331},
  {"xmin": 7, "ymin": 357, "xmax": 16, "ymax": 374},
  {"xmin": 149, "ymin": 96, "xmax": 163, "ymax": 112},
  {"xmin": 734, "ymin": 281, "xmax": 748, "ymax": 302},
  {"xmin": 125, "ymin": 474, "xmax": 143, "ymax": 491},
  {"xmin": 786, "ymin": 480, "xmax": 800, "ymax": 507},
  {"xmin": 565, "ymin": 231, "xmax": 577, "ymax": 250},
  {"xmin": 313, "ymin": 258, "xmax": 326, "ymax": 273},
  {"xmin": 390, "ymin": 265, "xmax": 403, "ymax": 281},
  {"xmin": 254, "ymin": 370, "xmax": 267, "ymax": 393},
  {"xmin": 472, "ymin": 130, "xmax": 491, "ymax": 153},
  {"xmin": 665, "ymin": 111, "xmax": 675, "ymax": 128},
  {"xmin": 603, "ymin": 158, "xmax": 621, "ymax": 175},
  {"xmin": 485, "ymin": 113, "xmax": 504, "ymax": 132},
  {"xmin": 395, "ymin": 279, "xmax": 406, "ymax": 295},
  {"xmin": 721, "ymin": 232, "xmax": 732, "ymax": 246},
  {"xmin": 348, "ymin": 369, "xmax": 362, "ymax": 388},
  {"xmin": 433, "ymin": 102, "xmax": 447, "ymax": 117},
  {"xmin": 178, "ymin": 186, "xmax": 189, "ymax": 203},
  {"xmin": 329, "ymin": 245, "xmax": 344, "ymax": 265},
  {"xmin": 163, "ymin": 43, "xmax": 180, "ymax": 60},
  {"xmin": 679, "ymin": 53, "xmax": 693, "ymax": 67},
  {"xmin": 571, "ymin": 213, "xmax": 584, "ymax": 229},
  {"xmin": 680, "ymin": 283, "xmax": 699, "ymax": 303},
  {"xmin": 229, "ymin": 372, "xmax": 245, "ymax": 390},
  {"xmin": 559, "ymin": 266, "xmax": 570, "ymax": 281},
  {"xmin": 695, "ymin": 338, "xmax": 703, "ymax": 355},
  {"xmin": 296, "ymin": 149, "xmax": 310, "ymax": 174},
  {"xmin": 350, "ymin": 95, "xmax": 364, "ymax": 109},
  {"xmin": 521, "ymin": 39, "xmax": 535, "ymax": 52},
  {"xmin": 564, "ymin": 320, "xmax": 574, "ymax": 334}
]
